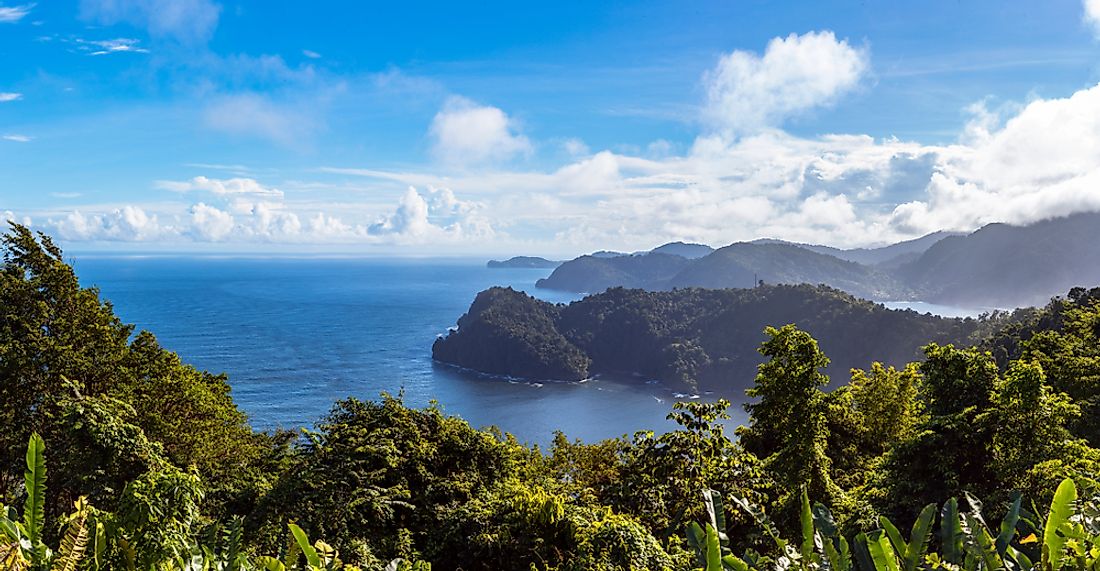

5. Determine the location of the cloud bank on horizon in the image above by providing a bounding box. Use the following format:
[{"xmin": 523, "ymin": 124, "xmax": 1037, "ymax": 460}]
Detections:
[{"xmin": 3, "ymin": 1, "xmax": 1100, "ymax": 255}]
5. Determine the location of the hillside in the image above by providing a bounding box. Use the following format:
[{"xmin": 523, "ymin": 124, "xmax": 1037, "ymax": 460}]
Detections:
[
  {"xmin": 535, "ymin": 252, "xmax": 691, "ymax": 293},
  {"xmin": 433, "ymin": 284, "xmax": 985, "ymax": 393},
  {"xmin": 754, "ymin": 231, "xmax": 957, "ymax": 267},
  {"xmin": 648, "ymin": 241, "xmax": 715, "ymax": 259},
  {"xmin": 536, "ymin": 213, "xmax": 1100, "ymax": 308},
  {"xmin": 899, "ymin": 212, "xmax": 1100, "ymax": 308},
  {"xmin": 537, "ymin": 241, "xmax": 909, "ymax": 299}
]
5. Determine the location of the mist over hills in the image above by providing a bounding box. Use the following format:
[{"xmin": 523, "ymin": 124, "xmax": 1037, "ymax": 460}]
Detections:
[{"xmin": 533, "ymin": 212, "xmax": 1100, "ymax": 309}]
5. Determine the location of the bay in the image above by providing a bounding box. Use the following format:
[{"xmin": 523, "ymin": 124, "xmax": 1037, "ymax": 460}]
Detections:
[{"xmin": 71, "ymin": 256, "xmax": 734, "ymax": 446}]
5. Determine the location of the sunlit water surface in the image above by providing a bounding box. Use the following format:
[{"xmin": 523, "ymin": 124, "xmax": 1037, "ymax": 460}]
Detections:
[{"xmin": 74, "ymin": 257, "xmax": 734, "ymax": 446}]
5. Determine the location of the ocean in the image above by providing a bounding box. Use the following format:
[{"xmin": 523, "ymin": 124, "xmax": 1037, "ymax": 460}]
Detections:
[{"xmin": 72, "ymin": 256, "xmax": 736, "ymax": 446}]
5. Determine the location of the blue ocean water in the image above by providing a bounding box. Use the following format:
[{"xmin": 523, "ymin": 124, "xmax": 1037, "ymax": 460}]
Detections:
[{"xmin": 72, "ymin": 257, "xmax": 739, "ymax": 446}]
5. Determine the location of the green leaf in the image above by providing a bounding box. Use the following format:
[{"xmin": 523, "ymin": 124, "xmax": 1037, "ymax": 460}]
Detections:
[
  {"xmin": 963, "ymin": 513, "xmax": 1003, "ymax": 571},
  {"xmin": 823, "ymin": 536, "xmax": 853, "ymax": 571},
  {"xmin": 50, "ymin": 508, "xmax": 88, "ymax": 571},
  {"xmin": 288, "ymin": 524, "xmax": 321, "ymax": 568},
  {"xmin": 704, "ymin": 489, "xmax": 728, "ymax": 547},
  {"xmin": 995, "ymin": 493, "xmax": 1022, "ymax": 557},
  {"xmin": 903, "ymin": 504, "xmax": 936, "ymax": 571},
  {"xmin": 941, "ymin": 498, "xmax": 964, "ymax": 565},
  {"xmin": 878, "ymin": 515, "xmax": 906, "ymax": 563},
  {"xmin": 800, "ymin": 488, "xmax": 815, "ymax": 561},
  {"xmin": 705, "ymin": 524, "xmax": 723, "ymax": 571},
  {"xmin": 23, "ymin": 433, "xmax": 46, "ymax": 556},
  {"xmin": 1043, "ymin": 478, "xmax": 1076, "ymax": 571},
  {"xmin": 722, "ymin": 553, "xmax": 750, "ymax": 571},
  {"xmin": 865, "ymin": 531, "xmax": 900, "ymax": 571},
  {"xmin": 255, "ymin": 556, "xmax": 285, "ymax": 571},
  {"xmin": 853, "ymin": 533, "xmax": 875, "ymax": 571}
]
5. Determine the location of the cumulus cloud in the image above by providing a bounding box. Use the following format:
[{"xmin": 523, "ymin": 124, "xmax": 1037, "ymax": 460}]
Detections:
[
  {"xmin": 338, "ymin": 81, "xmax": 1100, "ymax": 252},
  {"xmin": 0, "ymin": 92, "xmax": 22, "ymax": 102},
  {"xmin": 79, "ymin": 0, "xmax": 221, "ymax": 44},
  {"xmin": 188, "ymin": 202, "xmax": 234, "ymax": 241},
  {"xmin": 369, "ymin": 186, "xmax": 494, "ymax": 242},
  {"xmin": 1086, "ymin": 0, "xmax": 1100, "ymax": 37},
  {"xmin": 0, "ymin": 3, "xmax": 32, "ymax": 23},
  {"xmin": 703, "ymin": 31, "xmax": 869, "ymax": 135},
  {"xmin": 3, "ymin": 210, "xmax": 31, "ymax": 226},
  {"xmin": 430, "ymin": 96, "xmax": 532, "ymax": 165},
  {"xmin": 888, "ymin": 83, "xmax": 1100, "ymax": 234},
  {"xmin": 157, "ymin": 176, "xmax": 284, "ymax": 198},
  {"xmin": 50, "ymin": 206, "xmax": 166, "ymax": 241}
]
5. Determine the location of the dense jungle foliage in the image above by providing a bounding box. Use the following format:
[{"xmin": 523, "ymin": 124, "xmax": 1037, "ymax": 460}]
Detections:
[
  {"xmin": 432, "ymin": 285, "xmax": 999, "ymax": 392},
  {"xmin": 4, "ymin": 222, "xmax": 1100, "ymax": 570}
]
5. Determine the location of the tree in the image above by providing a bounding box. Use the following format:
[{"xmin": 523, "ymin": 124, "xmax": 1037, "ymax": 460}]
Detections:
[
  {"xmin": 875, "ymin": 344, "xmax": 999, "ymax": 520},
  {"xmin": 738, "ymin": 325, "xmax": 845, "ymax": 527},
  {"xmin": 0, "ymin": 223, "xmax": 270, "ymax": 521}
]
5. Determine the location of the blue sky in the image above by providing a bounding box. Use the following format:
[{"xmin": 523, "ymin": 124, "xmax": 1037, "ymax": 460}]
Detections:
[{"xmin": 3, "ymin": 1, "xmax": 1100, "ymax": 255}]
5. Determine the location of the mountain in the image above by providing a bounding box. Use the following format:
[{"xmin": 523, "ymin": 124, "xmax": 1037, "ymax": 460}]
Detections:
[
  {"xmin": 486, "ymin": 256, "xmax": 561, "ymax": 269},
  {"xmin": 535, "ymin": 252, "xmax": 691, "ymax": 293},
  {"xmin": 667, "ymin": 242, "xmax": 905, "ymax": 300},
  {"xmin": 899, "ymin": 212, "xmax": 1100, "ymax": 308},
  {"xmin": 433, "ymin": 284, "xmax": 986, "ymax": 393},
  {"xmin": 537, "ymin": 242, "xmax": 908, "ymax": 299},
  {"xmin": 648, "ymin": 241, "xmax": 715, "ymax": 259},
  {"xmin": 757, "ymin": 231, "xmax": 960, "ymax": 267}
]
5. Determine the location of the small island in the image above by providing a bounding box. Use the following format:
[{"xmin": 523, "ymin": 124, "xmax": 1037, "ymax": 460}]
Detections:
[{"xmin": 486, "ymin": 256, "xmax": 561, "ymax": 269}]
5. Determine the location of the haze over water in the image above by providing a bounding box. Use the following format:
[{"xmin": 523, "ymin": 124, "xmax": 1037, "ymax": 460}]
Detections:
[{"xmin": 73, "ymin": 257, "xmax": 735, "ymax": 446}]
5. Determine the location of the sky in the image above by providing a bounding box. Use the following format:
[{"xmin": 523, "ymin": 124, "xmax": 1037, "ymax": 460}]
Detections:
[{"xmin": 3, "ymin": 1, "xmax": 1100, "ymax": 256}]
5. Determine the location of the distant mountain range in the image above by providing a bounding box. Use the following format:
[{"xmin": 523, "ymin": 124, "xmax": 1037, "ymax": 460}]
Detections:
[
  {"xmin": 487, "ymin": 256, "xmax": 561, "ymax": 269},
  {"xmin": 533, "ymin": 212, "xmax": 1100, "ymax": 308}
]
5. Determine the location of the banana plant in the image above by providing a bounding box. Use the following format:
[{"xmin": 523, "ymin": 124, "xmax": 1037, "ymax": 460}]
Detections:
[
  {"xmin": 687, "ymin": 487, "xmax": 827, "ymax": 571},
  {"xmin": 0, "ymin": 433, "xmax": 91, "ymax": 571},
  {"xmin": 690, "ymin": 478, "xmax": 1097, "ymax": 571}
]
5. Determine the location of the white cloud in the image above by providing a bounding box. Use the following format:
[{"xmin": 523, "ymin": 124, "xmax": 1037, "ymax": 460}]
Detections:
[
  {"xmin": 369, "ymin": 187, "xmax": 432, "ymax": 237},
  {"xmin": 302, "ymin": 49, "xmax": 321, "ymax": 59},
  {"xmin": 0, "ymin": 3, "xmax": 33, "ymax": 23},
  {"xmin": 703, "ymin": 31, "xmax": 869, "ymax": 136},
  {"xmin": 429, "ymin": 96, "xmax": 532, "ymax": 165},
  {"xmin": 888, "ymin": 83, "xmax": 1100, "ymax": 234},
  {"xmin": 0, "ymin": 92, "xmax": 22, "ymax": 102},
  {"xmin": 157, "ymin": 175, "xmax": 284, "ymax": 197},
  {"xmin": 3, "ymin": 134, "xmax": 31, "ymax": 142},
  {"xmin": 1086, "ymin": 0, "xmax": 1100, "ymax": 37},
  {"xmin": 50, "ymin": 206, "xmax": 166, "ymax": 241},
  {"xmin": 562, "ymin": 138, "xmax": 590, "ymax": 156},
  {"xmin": 77, "ymin": 37, "xmax": 150, "ymax": 56},
  {"xmin": 188, "ymin": 202, "xmax": 234, "ymax": 241},
  {"xmin": 3, "ymin": 211, "xmax": 33, "ymax": 228},
  {"xmin": 79, "ymin": 0, "xmax": 221, "ymax": 43},
  {"xmin": 368, "ymin": 186, "xmax": 494, "ymax": 242},
  {"xmin": 336, "ymin": 81, "xmax": 1100, "ymax": 252}
]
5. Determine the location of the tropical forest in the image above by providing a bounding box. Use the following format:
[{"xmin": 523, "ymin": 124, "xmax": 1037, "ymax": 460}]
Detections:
[{"xmin": 5, "ymin": 206, "xmax": 1100, "ymax": 571}]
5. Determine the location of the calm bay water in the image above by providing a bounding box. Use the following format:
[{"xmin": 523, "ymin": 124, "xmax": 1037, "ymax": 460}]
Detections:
[{"xmin": 72, "ymin": 256, "xmax": 734, "ymax": 446}]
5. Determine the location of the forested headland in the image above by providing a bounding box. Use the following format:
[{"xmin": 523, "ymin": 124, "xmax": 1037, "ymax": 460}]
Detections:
[
  {"xmin": 4, "ymin": 222, "xmax": 1100, "ymax": 571},
  {"xmin": 432, "ymin": 285, "xmax": 999, "ymax": 392}
]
